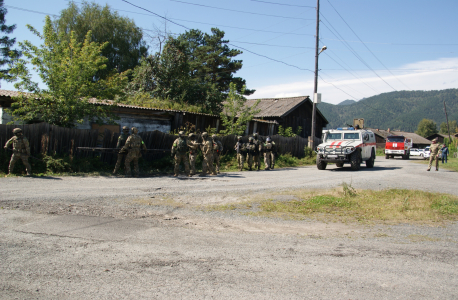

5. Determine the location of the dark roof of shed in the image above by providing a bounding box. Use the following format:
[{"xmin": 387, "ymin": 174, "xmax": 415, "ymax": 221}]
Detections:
[
  {"xmin": 0, "ymin": 89, "xmax": 218, "ymax": 117},
  {"xmin": 426, "ymin": 133, "xmax": 456, "ymax": 140},
  {"xmin": 369, "ymin": 128, "xmax": 431, "ymax": 144},
  {"xmin": 245, "ymin": 96, "xmax": 328, "ymax": 124}
]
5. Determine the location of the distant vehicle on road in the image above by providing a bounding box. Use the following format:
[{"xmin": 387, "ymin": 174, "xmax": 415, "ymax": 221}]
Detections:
[
  {"xmin": 423, "ymin": 146, "xmax": 430, "ymax": 160},
  {"xmin": 385, "ymin": 135, "xmax": 413, "ymax": 160},
  {"xmin": 410, "ymin": 148, "xmax": 425, "ymax": 157}
]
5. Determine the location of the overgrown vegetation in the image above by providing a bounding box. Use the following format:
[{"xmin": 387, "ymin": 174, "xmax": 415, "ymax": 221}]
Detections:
[
  {"xmin": 278, "ymin": 125, "xmax": 302, "ymax": 137},
  {"xmin": 208, "ymin": 185, "xmax": 458, "ymax": 224}
]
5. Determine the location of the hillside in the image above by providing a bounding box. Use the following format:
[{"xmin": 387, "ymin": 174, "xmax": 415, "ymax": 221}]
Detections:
[{"xmin": 317, "ymin": 89, "xmax": 458, "ymax": 132}]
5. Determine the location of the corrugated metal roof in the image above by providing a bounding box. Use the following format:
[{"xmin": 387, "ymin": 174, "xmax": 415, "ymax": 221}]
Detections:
[
  {"xmin": 245, "ymin": 95, "xmax": 328, "ymax": 124},
  {"xmin": 0, "ymin": 89, "xmax": 218, "ymax": 117}
]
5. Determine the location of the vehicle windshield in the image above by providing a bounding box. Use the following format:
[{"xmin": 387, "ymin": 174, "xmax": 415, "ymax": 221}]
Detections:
[
  {"xmin": 387, "ymin": 136, "xmax": 405, "ymax": 143},
  {"xmin": 344, "ymin": 133, "xmax": 359, "ymax": 140},
  {"xmin": 326, "ymin": 133, "xmax": 342, "ymax": 141},
  {"xmin": 425, "ymin": 147, "xmax": 430, "ymax": 151}
]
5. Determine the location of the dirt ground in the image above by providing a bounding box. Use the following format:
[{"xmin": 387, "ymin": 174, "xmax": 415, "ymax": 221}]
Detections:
[{"xmin": 1, "ymin": 157, "xmax": 457, "ymax": 299}]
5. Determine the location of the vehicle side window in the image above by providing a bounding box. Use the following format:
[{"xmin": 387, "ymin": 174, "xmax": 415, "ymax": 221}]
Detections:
[{"xmin": 344, "ymin": 133, "xmax": 360, "ymax": 140}]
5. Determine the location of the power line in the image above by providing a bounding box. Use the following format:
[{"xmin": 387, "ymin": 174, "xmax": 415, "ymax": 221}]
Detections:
[
  {"xmin": 5, "ymin": 5, "xmax": 58, "ymax": 17},
  {"xmin": 169, "ymin": 0, "xmax": 314, "ymax": 20},
  {"xmin": 326, "ymin": 0, "xmax": 410, "ymax": 90},
  {"xmin": 231, "ymin": 40, "xmax": 314, "ymax": 49},
  {"xmin": 249, "ymin": 0, "xmax": 315, "ymax": 8},
  {"xmin": 320, "ymin": 14, "xmax": 398, "ymax": 92}
]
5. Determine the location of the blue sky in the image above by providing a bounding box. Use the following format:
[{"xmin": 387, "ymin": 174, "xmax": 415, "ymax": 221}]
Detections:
[{"xmin": 3, "ymin": 0, "xmax": 458, "ymax": 104}]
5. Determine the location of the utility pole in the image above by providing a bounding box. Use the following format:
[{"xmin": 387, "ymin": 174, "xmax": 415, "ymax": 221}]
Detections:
[
  {"xmin": 444, "ymin": 101, "xmax": 451, "ymax": 143},
  {"xmin": 310, "ymin": 0, "xmax": 321, "ymax": 150}
]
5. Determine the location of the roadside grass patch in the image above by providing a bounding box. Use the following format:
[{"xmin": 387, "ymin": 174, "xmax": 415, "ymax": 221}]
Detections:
[
  {"xmin": 255, "ymin": 188, "xmax": 458, "ymax": 224},
  {"xmin": 207, "ymin": 186, "xmax": 458, "ymax": 224},
  {"xmin": 414, "ymin": 156, "xmax": 458, "ymax": 172}
]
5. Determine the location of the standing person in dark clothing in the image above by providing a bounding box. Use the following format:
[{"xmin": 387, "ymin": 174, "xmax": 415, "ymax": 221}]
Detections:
[{"xmin": 441, "ymin": 144, "xmax": 449, "ymax": 164}]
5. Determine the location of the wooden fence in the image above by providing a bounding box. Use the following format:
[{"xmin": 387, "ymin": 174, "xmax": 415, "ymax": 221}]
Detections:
[{"xmin": 0, "ymin": 123, "xmax": 310, "ymax": 164}]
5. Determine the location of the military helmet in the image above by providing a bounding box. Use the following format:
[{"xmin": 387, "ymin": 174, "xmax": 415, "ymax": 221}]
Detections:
[
  {"xmin": 178, "ymin": 131, "xmax": 185, "ymax": 136},
  {"xmin": 253, "ymin": 132, "xmax": 258, "ymax": 138},
  {"xmin": 122, "ymin": 126, "xmax": 129, "ymax": 131},
  {"xmin": 211, "ymin": 134, "xmax": 217, "ymax": 139},
  {"xmin": 202, "ymin": 132, "xmax": 208, "ymax": 138},
  {"xmin": 12, "ymin": 128, "xmax": 22, "ymax": 134},
  {"xmin": 248, "ymin": 137, "xmax": 254, "ymax": 141},
  {"xmin": 237, "ymin": 136, "xmax": 242, "ymax": 140},
  {"xmin": 433, "ymin": 137, "xmax": 438, "ymax": 142},
  {"xmin": 188, "ymin": 133, "xmax": 195, "ymax": 138},
  {"xmin": 266, "ymin": 137, "xmax": 271, "ymax": 142},
  {"xmin": 131, "ymin": 127, "xmax": 138, "ymax": 134}
]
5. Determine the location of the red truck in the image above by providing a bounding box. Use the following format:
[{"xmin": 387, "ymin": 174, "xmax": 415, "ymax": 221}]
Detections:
[{"xmin": 385, "ymin": 135, "xmax": 413, "ymax": 159}]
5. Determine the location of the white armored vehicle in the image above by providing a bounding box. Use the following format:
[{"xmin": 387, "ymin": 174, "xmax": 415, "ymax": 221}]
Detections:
[{"xmin": 316, "ymin": 127, "xmax": 376, "ymax": 170}]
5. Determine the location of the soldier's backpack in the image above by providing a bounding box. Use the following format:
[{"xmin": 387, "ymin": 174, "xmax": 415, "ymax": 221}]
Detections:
[{"xmin": 177, "ymin": 138, "xmax": 187, "ymax": 152}]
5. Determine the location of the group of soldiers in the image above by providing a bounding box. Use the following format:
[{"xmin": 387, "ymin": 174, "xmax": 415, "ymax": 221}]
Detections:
[
  {"xmin": 234, "ymin": 133, "xmax": 276, "ymax": 172},
  {"xmin": 3, "ymin": 127, "xmax": 276, "ymax": 177}
]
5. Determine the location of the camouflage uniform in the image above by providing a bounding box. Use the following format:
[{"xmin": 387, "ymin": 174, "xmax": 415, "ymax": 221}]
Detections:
[
  {"xmin": 200, "ymin": 132, "xmax": 216, "ymax": 176},
  {"xmin": 113, "ymin": 126, "xmax": 130, "ymax": 174},
  {"xmin": 172, "ymin": 131, "xmax": 190, "ymax": 176},
  {"xmin": 187, "ymin": 133, "xmax": 201, "ymax": 175},
  {"xmin": 263, "ymin": 138, "xmax": 276, "ymax": 170},
  {"xmin": 252, "ymin": 133, "xmax": 262, "ymax": 171},
  {"xmin": 427, "ymin": 139, "xmax": 440, "ymax": 171},
  {"xmin": 246, "ymin": 137, "xmax": 256, "ymax": 171},
  {"xmin": 212, "ymin": 134, "xmax": 223, "ymax": 174},
  {"xmin": 123, "ymin": 127, "xmax": 146, "ymax": 177},
  {"xmin": 234, "ymin": 136, "xmax": 246, "ymax": 171},
  {"xmin": 4, "ymin": 128, "xmax": 32, "ymax": 175}
]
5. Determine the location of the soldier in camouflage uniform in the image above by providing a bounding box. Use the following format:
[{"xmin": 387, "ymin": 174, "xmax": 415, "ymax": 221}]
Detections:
[
  {"xmin": 427, "ymin": 138, "xmax": 440, "ymax": 171},
  {"xmin": 252, "ymin": 133, "xmax": 262, "ymax": 171},
  {"xmin": 122, "ymin": 127, "xmax": 146, "ymax": 177},
  {"xmin": 200, "ymin": 132, "xmax": 216, "ymax": 176},
  {"xmin": 246, "ymin": 136, "xmax": 256, "ymax": 171},
  {"xmin": 263, "ymin": 137, "xmax": 276, "ymax": 170},
  {"xmin": 187, "ymin": 133, "xmax": 201, "ymax": 176},
  {"xmin": 113, "ymin": 126, "xmax": 130, "ymax": 174},
  {"xmin": 211, "ymin": 134, "xmax": 223, "ymax": 174},
  {"xmin": 171, "ymin": 131, "xmax": 190, "ymax": 177},
  {"xmin": 234, "ymin": 136, "xmax": 246, "ymax": 171},
  {"xmin": 4, "ymin": 128, "xmax": 32, "ymax": 176}
]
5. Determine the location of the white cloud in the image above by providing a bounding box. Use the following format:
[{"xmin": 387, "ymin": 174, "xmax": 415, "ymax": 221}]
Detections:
[{"xmin": 247, "ymin": 57, "xmax": 458, "ymax": 105}]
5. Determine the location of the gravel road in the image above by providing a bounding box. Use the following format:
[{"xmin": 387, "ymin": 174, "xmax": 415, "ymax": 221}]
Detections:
[{"xmin": 1, "ymin": 157, "xmax": 457, "ymax": 299}]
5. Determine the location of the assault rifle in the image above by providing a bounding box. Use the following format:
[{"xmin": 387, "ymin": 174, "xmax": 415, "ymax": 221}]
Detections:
[{"xmin": 77, "ymin": 147, "xmax": 171, "ymax": 153}]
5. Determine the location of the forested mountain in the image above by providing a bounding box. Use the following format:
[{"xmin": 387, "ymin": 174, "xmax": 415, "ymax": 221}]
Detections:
[
  {"xmin": 337, "ymin": 100, "xmax": 356, "ymax": 106},
  {"xmin": 317, "ymin": 89, "xmax": 458, "ymax": 132}
]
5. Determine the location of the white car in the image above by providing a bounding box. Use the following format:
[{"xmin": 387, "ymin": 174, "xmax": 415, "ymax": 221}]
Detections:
[
  {"xmin": 316, "ymin": 128, "xmax": 377, "ymax": 171},
  {"xmin": 410, "ymin": 148, "xmax": 425, "ymax": 157},
  {"xmin": 423, "ymin": 146, "xmax": 430, "ymax": 160}
]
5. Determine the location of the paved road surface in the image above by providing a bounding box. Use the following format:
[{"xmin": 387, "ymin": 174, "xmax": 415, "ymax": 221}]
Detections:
[{"xmin": 1, "ymin": 157, "xmax": 457, "ymax": 299}]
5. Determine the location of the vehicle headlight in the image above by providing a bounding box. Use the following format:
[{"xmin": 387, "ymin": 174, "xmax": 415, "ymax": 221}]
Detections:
[{"xmin": 345, "ymin": 147, "xmax": 354, "ymax": 153}]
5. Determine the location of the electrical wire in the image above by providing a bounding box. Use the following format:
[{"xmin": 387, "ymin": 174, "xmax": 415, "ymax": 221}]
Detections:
[
  {"xmin": 248, "ymin": 0, "xmax": 315, "ymax": 8},
  {"xmin": 326, "ymin": 0, "xmax": 410, "ymax": 90},
  {"xmin": 169, "ymin": 0, "xmax": 314, "ymax": 20},
  {"xmin": 320, "ymin": 14, "xmax": 398, "ymax": 92}
]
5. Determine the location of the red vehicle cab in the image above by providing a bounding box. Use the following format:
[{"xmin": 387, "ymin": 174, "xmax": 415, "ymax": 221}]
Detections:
[{"xmin": 385, "ymin": 135, "xmax": 412, "ymax": 159}]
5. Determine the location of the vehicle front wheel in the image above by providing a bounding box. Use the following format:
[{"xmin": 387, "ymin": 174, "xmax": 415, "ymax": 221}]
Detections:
[
  {"xmin": 336, "ymin": 163, "xmax": 344, "ymax": 168},
  {"xmin": 317, "ymin": 157, "xmax": 327, "ymax": 170},
  {"xmin": 350, "ymin": 151, "xmax": 361, "ymax": 171},
  {"xmin": 385, "ymin": 154, "xmax": 389, "ymax": 159},
  {"xmin": 366, "ymin": 149, "xmax": 375, "ymax": 168}
]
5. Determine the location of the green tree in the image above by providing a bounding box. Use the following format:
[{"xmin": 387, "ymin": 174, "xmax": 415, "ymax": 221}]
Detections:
[
  {"xmin": 53, "ymin": 1, "xmax": 148, "ymax": 79},
  {"xmin": 172, "ymin": 28, "xmax": 254, "ymax": 96},
  {"xmin": 439, "ymin": 120, "xmax": 457, "ymax": 134},
  {"xmin": 8, "ymin": 16, "xmax": 128, "ymax": 127},
  {"xmin": 220, "ymin": 83, "xmax": 260, "ymax": 135},
  {"xmin": 127, "ymin": 38, "xmax": 224, "ymax": 113},
  {"xmin": 127, "ymin": 28, "xmax": 254, "ymax": 114},
  {"xmin": 0, "ymin": 0, "xmax": 20, "ymax": 82},
  {"xmin": 415, "ymin": 119, "xmax": 438, "ymax": 137}
]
